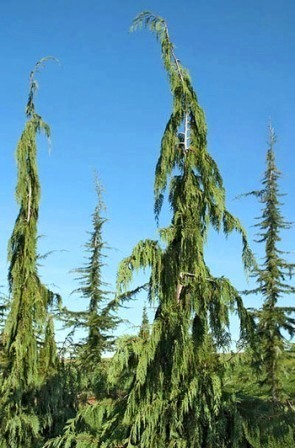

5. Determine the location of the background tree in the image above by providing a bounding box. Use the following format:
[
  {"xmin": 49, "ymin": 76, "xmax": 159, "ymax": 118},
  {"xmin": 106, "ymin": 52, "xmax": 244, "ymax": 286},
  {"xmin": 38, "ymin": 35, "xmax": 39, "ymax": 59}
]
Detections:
[
  {"xmin": 243, "ymin": 125, "xmax": 295, "ymax": 402},
  {"xmin": 61, "ymin": 177, "xmax": 119, "ymax": 398},
  {"xmin": 138, "ymin": 305, "xmax": 150, "ymax": 341}
]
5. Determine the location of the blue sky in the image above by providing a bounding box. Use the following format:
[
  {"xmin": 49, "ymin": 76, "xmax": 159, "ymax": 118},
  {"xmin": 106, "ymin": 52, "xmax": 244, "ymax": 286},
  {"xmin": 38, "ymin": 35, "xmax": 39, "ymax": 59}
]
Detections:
[{"xmin": 0, "ymin": 0, "xmax": 294, "ymax": 344}]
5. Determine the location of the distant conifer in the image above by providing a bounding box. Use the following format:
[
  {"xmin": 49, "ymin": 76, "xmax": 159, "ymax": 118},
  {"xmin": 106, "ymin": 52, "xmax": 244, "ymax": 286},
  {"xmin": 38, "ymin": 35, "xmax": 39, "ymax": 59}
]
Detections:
[
  {"xmin": 139, "ymin": 305, "xmax": 149, "ymax": 340},
  {"xmin": 244, "ymin": 125, "xmax": 295, "ymax": 402},
  {"xmin": 64, "ymin": 177, "xmax": 118, "ymax": 371}
]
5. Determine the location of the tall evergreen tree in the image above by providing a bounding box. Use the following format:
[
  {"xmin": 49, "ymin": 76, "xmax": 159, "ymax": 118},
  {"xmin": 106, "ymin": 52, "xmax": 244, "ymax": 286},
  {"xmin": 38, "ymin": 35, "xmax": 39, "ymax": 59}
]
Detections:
[
  {"xmin": 47, "ymin": 13, "xmax": 254, "ymax": 448},
  {"xmin": 243, "ymin": 125, "xmax": 295, "ymax": 402},
  {"xmin": 57, "ymin": 177, "xmax": 119, "ymax": 415},
  {"xmin": 102, "ymin": 13, "xmax": 253, "ymax": 447},
  {"xmin": 63, "ymin": 177, "xmax": 118, "ymax": 371},
  {"xmin": 0, "ymin": 58, "xmax": 60, "ymax": 448}
]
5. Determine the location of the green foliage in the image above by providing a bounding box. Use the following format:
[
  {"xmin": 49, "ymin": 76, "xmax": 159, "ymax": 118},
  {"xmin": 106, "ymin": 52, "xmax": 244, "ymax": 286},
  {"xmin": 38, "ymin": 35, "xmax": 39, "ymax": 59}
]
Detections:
[
  {"xmin": 62, "ymin": 177, "xmax": 119, "ymax": 375},
  {"xmin": 37, "ymin": 318, "xmax": 77, "ymax": 440},
  {"xmin": 139, "ymin": 306, "xmax": 150, "ymax": 340},
  {"xmin": 0, "ymin": 15, "xmax": 292, "ymax": 448},
  {"xmin": 48, "ymin": 12, "xmax": 255, "ymax": 448},
  {"xmin": 242, "ymin": 125, "xmax": 295, "ymax": 402},
  {"xmin": 0, "ymin": 58, "xmax": 65, "ymax": 448}
]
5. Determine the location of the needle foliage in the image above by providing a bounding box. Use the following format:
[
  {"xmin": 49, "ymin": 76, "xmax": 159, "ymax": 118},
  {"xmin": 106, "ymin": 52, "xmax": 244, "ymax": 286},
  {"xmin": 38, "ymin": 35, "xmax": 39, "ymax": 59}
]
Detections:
[
  {"xmin": 243, "ymin": 126, "xmax": 295, "ymax": 402},
  {"xmin": 0, "ymin": 58, "xmax": 63, "ymax": 448},
  {"xmin": 46, "ymin": 12, "xmax": 255, "ymax": 448},
  {"xmin": 61, "ymin": 177, "xmax": 119, "ymax": 404}
]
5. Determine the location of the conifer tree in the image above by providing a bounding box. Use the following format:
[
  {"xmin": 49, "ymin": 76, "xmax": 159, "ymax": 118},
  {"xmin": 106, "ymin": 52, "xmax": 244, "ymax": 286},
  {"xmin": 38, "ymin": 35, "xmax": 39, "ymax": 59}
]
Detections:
[
  {"xmin": 100, "ymin": 13, "xmax": 254, "ymax": 447},
  {"xmin": 59, "ymin": 178, "xmax": 119, "ymax": 414},
  {"xmin": 47, "ymin": 13, "xmax": 255, "ymax": 448},
  {"xmin": 0, "ymin": 58, "xmax": 60, "ymax": 448},
  {"xmin": 243, "ymin": 125, "xmax": 295, "ymax": 402},
  {"xmin": 138, "ymin": 305, "xmax": 149, "ymax": 340},
  {"xmin": 64, "ymin": 178, "xmax": 118, "ymax": 371}
]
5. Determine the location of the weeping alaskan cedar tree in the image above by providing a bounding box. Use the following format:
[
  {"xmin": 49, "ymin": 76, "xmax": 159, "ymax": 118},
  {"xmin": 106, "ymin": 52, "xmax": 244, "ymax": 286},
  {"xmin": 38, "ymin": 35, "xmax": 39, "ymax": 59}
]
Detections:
[
  {"xmin": 46, "ymin": 12, "xmax": 256, "ymax": 448},
  {"xmin": 243, "ymin": 126, "xmax": 295, "ymax": 402},
  {"xmin": 0, "ymin": 58, "xmax": 69, "ymax": 448}
]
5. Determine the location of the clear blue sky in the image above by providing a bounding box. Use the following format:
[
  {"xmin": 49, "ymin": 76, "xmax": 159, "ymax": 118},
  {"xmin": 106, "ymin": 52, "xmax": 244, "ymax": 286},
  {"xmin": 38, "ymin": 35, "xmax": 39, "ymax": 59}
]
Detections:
[{"xmin": 0, "ymin": 0, "xmax": 294, "ymax": 344}]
